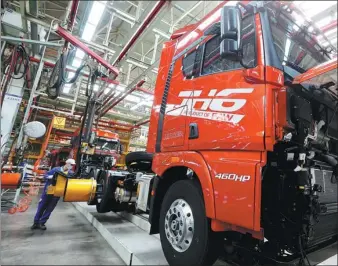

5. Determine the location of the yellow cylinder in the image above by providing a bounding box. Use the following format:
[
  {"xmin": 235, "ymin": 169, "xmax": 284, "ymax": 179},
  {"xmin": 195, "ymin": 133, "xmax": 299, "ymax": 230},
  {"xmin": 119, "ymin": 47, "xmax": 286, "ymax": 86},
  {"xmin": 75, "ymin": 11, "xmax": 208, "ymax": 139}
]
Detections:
[
  {"xmin": 53, "ymin": 174, "xmax": 67, "ymax": 197},
  {"xmin": 64, "ymin": 178, "xmax": 97, "ymax": 202}
]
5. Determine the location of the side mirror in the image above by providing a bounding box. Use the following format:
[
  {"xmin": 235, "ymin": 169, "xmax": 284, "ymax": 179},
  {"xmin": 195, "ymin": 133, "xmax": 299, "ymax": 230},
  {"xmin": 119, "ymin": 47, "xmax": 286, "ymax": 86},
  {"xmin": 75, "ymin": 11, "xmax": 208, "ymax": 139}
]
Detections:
[
  {"xmin": 220, "ymin": 6, "xmax": 242, "ymax": 61},
  {"xmin": 119, "ymin": 143, "xmax": 123, "ymax": 155},
  {"xmin": 88, "ymin": 132, "xmax": 97, "ymax": 147}
]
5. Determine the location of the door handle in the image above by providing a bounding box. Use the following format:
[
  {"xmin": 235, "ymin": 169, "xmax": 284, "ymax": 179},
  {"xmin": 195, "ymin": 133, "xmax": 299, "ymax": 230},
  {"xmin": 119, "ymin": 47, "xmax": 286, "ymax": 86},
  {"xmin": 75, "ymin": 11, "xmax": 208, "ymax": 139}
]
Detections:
[{"xmin": 189, "ymin": 123, "xmax": 199, "ymax": 139}]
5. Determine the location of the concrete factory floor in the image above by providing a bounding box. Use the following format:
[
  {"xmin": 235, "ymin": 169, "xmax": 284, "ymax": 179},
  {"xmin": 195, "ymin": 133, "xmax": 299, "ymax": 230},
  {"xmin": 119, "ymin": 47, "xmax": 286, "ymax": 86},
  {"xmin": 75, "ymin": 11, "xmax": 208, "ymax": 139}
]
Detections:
[
  {"xmin": 1, "ymin": 194, "xmax": 337, "ymax": 266},
  {"xmin": 1, "ymin": 195, "xmax": 125, "ymax": 265}
]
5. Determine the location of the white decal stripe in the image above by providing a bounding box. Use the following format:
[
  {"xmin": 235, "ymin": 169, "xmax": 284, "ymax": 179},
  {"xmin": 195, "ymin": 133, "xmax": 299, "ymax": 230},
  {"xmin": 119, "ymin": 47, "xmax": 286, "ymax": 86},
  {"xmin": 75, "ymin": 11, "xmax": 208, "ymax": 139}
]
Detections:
[
  {"xmin": 165, "ymin": 105, "xmax": 244, "ymax": 124},
  {"xmin": 216, "ymin": 88, "xmax": 254, "ymax": 97},
  {"xmin": 178, "ymin": 90, "xmax": 202, "ymax": 97}
]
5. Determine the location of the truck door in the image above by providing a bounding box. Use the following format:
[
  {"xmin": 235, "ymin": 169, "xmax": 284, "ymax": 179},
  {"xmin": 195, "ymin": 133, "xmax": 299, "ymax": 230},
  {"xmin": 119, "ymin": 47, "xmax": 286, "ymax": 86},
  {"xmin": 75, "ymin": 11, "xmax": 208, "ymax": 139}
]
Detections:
[
  {"xmin": 187, "ymin": 14, "xmax": 265, "ymax": 230},
  {"xmin": 188, "ymin": 14, "xmax": 265, "ymax": 152},
  {"xmin": 160, "ymin": 48, "xmax": 197, "ymax": 151}
]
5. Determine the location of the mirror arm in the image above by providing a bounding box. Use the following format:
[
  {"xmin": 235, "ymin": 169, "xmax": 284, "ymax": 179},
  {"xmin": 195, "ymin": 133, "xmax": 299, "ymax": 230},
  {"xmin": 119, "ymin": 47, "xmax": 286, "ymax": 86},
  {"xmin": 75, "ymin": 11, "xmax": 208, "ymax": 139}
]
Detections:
[{"xmin": 237, "ymin": 49, "xmax": 250, "ymax": 69}]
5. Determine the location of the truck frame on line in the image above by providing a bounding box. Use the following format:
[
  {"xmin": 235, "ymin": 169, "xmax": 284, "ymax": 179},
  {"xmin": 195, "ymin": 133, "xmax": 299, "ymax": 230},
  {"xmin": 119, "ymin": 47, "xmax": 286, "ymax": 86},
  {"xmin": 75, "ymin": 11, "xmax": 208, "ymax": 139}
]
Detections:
[{"xmin": 46, "ymin": 1, "xmax": 338, "ymax": 265}]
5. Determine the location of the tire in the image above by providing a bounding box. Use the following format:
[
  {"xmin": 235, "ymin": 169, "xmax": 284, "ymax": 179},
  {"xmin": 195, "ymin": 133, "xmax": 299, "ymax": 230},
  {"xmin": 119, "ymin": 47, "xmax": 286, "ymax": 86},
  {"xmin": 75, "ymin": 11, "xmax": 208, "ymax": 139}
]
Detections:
[
  {"xmin": 125, "ymin": 151, "xmax": 153, "ymax": 172},
  {"xmin": 96, "ymin": 170, "xmax": 112, "ymax": 213},
  {"xmin": 159, "ymin": 180, "xmax": 222, "ymax": 266}
]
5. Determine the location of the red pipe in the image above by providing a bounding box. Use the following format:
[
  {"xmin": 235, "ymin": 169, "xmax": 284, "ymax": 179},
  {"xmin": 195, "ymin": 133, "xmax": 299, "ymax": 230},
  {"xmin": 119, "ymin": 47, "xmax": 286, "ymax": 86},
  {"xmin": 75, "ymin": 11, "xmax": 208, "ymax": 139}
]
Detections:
[
  {"xmin": 29, "ymin": 56, "xmax": 119, "ymax": 86},
  {"xmin": 112, "ymin": 0, "xmax": 167, "ymax": 66},
  {"xmin": 137, "ymin": 87, "xmax": 153, "ymax": 95},
  {"xmin": 133, "ymin": 119, "xmax": 150, "ymax": 128},
  {"xmin": 55, "ymin": 25, "xmax": 119, "ymax": 77},
  {"xmin": 97, "ymin": 91, "xmax": 116, "ymax": 112},
  {"xmin": 68, "ymin": 0, "xmax": 80, "ymax": 32},
  {"xmin": 60, "ymin": 115, "xmax": 134, "ymax": 129},
  {"xmin": 320, "ymin": 20, "xmax": 337, "ymax": 33},
  {"xmin": 100, "ymin": 80, "xmax": 145, "ymax": 116}
]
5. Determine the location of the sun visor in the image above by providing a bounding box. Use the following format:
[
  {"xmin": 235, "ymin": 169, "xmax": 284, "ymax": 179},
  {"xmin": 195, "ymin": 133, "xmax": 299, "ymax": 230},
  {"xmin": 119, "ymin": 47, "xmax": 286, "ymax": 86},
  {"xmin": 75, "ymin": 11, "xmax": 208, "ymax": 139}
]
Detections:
[{"xmin": 293, "ymin": 59, "xmax": 337, "ymax": 100}]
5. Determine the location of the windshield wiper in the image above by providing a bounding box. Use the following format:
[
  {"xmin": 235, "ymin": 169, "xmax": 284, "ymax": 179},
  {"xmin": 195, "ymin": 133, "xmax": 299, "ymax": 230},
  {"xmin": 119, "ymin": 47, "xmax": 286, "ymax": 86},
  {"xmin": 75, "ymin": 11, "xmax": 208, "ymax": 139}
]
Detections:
[{"xmin": 283, "ymin": 61, "xmax": 306, "ymax": 74}]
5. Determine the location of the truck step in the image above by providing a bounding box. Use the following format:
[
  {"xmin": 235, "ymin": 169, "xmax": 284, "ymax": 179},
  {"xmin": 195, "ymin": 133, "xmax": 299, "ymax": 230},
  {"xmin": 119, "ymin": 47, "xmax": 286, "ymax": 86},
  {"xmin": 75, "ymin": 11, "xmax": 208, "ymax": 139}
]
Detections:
[{"xmin": 72, "ymin": 202, "xmax": 167, "ymax": 266}]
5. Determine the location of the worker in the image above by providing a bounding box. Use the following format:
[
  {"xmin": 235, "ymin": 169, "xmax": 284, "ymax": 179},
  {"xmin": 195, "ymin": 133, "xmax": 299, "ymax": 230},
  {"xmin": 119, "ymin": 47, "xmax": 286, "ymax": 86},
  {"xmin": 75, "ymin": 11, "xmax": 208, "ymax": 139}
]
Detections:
[{"xmin": 31, "ymin": 158, "xmax": 76, "ymax": 230}]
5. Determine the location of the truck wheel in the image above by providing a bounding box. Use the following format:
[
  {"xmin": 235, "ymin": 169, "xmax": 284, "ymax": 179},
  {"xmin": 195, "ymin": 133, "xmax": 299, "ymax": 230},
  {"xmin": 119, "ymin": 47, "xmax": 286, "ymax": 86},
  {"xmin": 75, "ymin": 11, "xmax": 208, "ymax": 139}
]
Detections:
[
  {"xmin": 96, "ymin": 171, "xmax": 112, "ymax": 213},
  {"xmin": 159, "ymin": 180, "xmax": 221, "ymax": 266}
]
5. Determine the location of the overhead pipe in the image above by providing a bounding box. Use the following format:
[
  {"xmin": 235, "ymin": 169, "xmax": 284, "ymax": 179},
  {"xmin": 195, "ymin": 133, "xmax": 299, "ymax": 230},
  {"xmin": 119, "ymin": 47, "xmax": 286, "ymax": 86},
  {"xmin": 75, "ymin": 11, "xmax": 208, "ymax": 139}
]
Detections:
[
  {"xmin": 50, "ymin": 114, "xmax": 135, "ymax": 130},
  {"xmin": 29, "ymin": 56, "xmax": 119, "ymax": 86},
  {"xmin": 137, "ymin": 87, "xmax": 153, "ymax": 95},
  {"xmin": 52, "ymin": 120, "xmax": 134, "ymax": 133},
  {"xmin": 100, "ymin": 80, "xmax": 145, "ymax": 114},
  {"xmin": 133, "ymin": 119, "xmax": 150, "ymax": 128},
  {"xmin": 1, "ymin": 36, "xmax": 63, "ymax": 47},
  {"xmin": 21, "ymin": 14, "xmax": 116, "ymax": 55},
  {"xmin": 37, "ymin": 96, "xmax": 145, "ymax": 122},
  {"xmin": 62, "ymin": 0, "xmax": 80, "ymax": 49},
  {"xmin": 100, "ymin": 80, "xmax": 145, "ymax": 117},
  {"xmin": 96, "ymin": 91, "xmax": 116, "ymax": 113},
  {"xmin": 320, "ymin": 20, "xmax": 338, "ymax": 33},
  {"xmin": 112, "ymin": 0, "xmax": 167, "ymax": 66},
  {"xmin": 54, "ymin": 25, "xmax": 119, "ymax": 77},
  {"xmin": 67, "ymin": 0, "xmax": 80, "ymax": 32}
]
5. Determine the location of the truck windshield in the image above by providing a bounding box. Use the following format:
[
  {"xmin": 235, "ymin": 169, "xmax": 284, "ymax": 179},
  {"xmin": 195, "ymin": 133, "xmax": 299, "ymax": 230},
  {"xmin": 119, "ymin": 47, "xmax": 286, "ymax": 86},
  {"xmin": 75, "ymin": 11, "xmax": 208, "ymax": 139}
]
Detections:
[
  {"xmin": 96, "ymin": 138, "xmax": 118, "ymax": 151},
  {"xmin": 266, "ymin": 4, "xmax": 331, "ymax": 73}
]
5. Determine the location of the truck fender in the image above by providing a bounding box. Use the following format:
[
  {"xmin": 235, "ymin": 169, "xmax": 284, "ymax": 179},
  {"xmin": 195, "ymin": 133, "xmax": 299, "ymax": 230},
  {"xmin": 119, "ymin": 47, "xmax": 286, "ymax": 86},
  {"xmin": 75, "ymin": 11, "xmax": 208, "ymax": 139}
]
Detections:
[{"xmin": 149, "ymin": 151, "xmax": 215, "ymax": 234}]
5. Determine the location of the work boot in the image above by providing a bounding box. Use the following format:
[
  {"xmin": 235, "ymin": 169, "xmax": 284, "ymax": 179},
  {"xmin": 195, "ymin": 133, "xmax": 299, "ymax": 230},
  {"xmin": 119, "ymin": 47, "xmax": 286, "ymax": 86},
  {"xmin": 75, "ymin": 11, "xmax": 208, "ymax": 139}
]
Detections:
[
  {"xmin": 31, "ymin": 223, "xmax": 40, "ymax": 230},
  {"xmin": 39, "ymin": 224, "xmax": 47, "ymax": 230}
]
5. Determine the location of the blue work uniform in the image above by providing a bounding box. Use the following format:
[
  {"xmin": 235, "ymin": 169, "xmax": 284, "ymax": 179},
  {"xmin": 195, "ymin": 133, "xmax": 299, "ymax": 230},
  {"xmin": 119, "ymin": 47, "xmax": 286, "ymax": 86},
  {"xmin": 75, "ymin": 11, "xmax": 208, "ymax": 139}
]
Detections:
[{"xmin": 33, "ymin": 167, "xmax": 73, "ymax": 225}]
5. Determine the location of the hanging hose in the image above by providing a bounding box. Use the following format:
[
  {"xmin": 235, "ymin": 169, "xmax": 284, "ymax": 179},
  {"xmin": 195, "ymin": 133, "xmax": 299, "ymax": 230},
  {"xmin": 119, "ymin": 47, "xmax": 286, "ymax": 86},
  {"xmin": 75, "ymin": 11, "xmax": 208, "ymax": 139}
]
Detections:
[
  {"xmin": 1, "ymin": 45, "xmax": 29, "ymax": 106},
  {"xmin": 46, "ymin": 57, "xmax": 63, "ymax": 99},
  {"xmin": 46, "ymin": 49, "xmax": 91, "ymax": 100},
  {"xmin": 72, "ymin": 65, "xmax": 93, "ymax": 177},
  {"xmin": 5, "ymin": 45, "xmax": 30, "ymax": 80}
]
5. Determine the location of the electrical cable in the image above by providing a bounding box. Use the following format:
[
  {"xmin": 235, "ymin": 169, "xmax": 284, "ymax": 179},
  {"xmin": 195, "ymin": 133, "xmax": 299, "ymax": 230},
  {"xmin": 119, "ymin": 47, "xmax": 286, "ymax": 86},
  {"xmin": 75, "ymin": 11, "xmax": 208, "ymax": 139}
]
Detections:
[
  {"xmin": 1, "ymin": 45, "xmax": 29, "ymax": 106},
  {"xmin": 47, "ymin": 49, "xmax": 89, "ymax": 99},
  {"xmin": 6, "ymin": 45, "xmax": 30, "ymax": 80}
]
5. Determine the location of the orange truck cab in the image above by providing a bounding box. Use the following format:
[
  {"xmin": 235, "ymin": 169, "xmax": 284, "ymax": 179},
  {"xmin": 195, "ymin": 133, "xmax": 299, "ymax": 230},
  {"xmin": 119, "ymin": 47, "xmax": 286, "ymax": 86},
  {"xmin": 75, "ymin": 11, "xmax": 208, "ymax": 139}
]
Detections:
[
  {"xmin": 144, "ymin": 1, "xmax": 337, "ymax": 265},
  {"xmin": 45, "ymin": 1, "xmax": 337, "ymax": 265}
]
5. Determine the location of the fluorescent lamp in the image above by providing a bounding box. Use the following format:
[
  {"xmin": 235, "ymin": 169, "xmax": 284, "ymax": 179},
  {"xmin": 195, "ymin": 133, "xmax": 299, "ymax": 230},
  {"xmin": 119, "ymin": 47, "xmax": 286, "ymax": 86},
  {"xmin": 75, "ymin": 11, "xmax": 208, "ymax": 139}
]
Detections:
[
  {"xmin": 293, "ymin": 12, "xmax": 305, "ymax": 28},
  {"xmin": 104, "ymin": 88, "xmax": 110, "ymax": 94},
  {"xmin": 130, "ymin": 95, "xmax": 154, "ymax": 110},
  {"xmin": 93, "ymin": 84, "xmax": 99, "ymax": 91},
  {"xmin": 116, "ymin": 85, "xmax": 126, "ymax": 92},
  {"xmin": 225, "ymin": 1, "xmax": 238, "ymax": 6},
  {"xmin": 69, "ymin": 1, "xmax": 107, "ymax": 74},
  {"xmin": 72, "ymin": 58, "xmax": 82, "ymax": 68},
  {"xmin": 68, "ymin": 72, "xmax": 75, "ymax": 79},
  {"xmin": 82, "ymin": 23, "xmax": 96, "ymax": 41},
  {"xmin": 63, "ymin": 84, "xmax": 72, "ymax": 94},
  {"xmin": 125, "ymin": 95, "xmax": 140, "ymax": 102},
  {"xmin": 88, "ymin": 1, "xmax": 107, "ymax": 25},
  {"xmin": 75, "ymin": 49, "xmax": 85, "ymax": 59}
]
